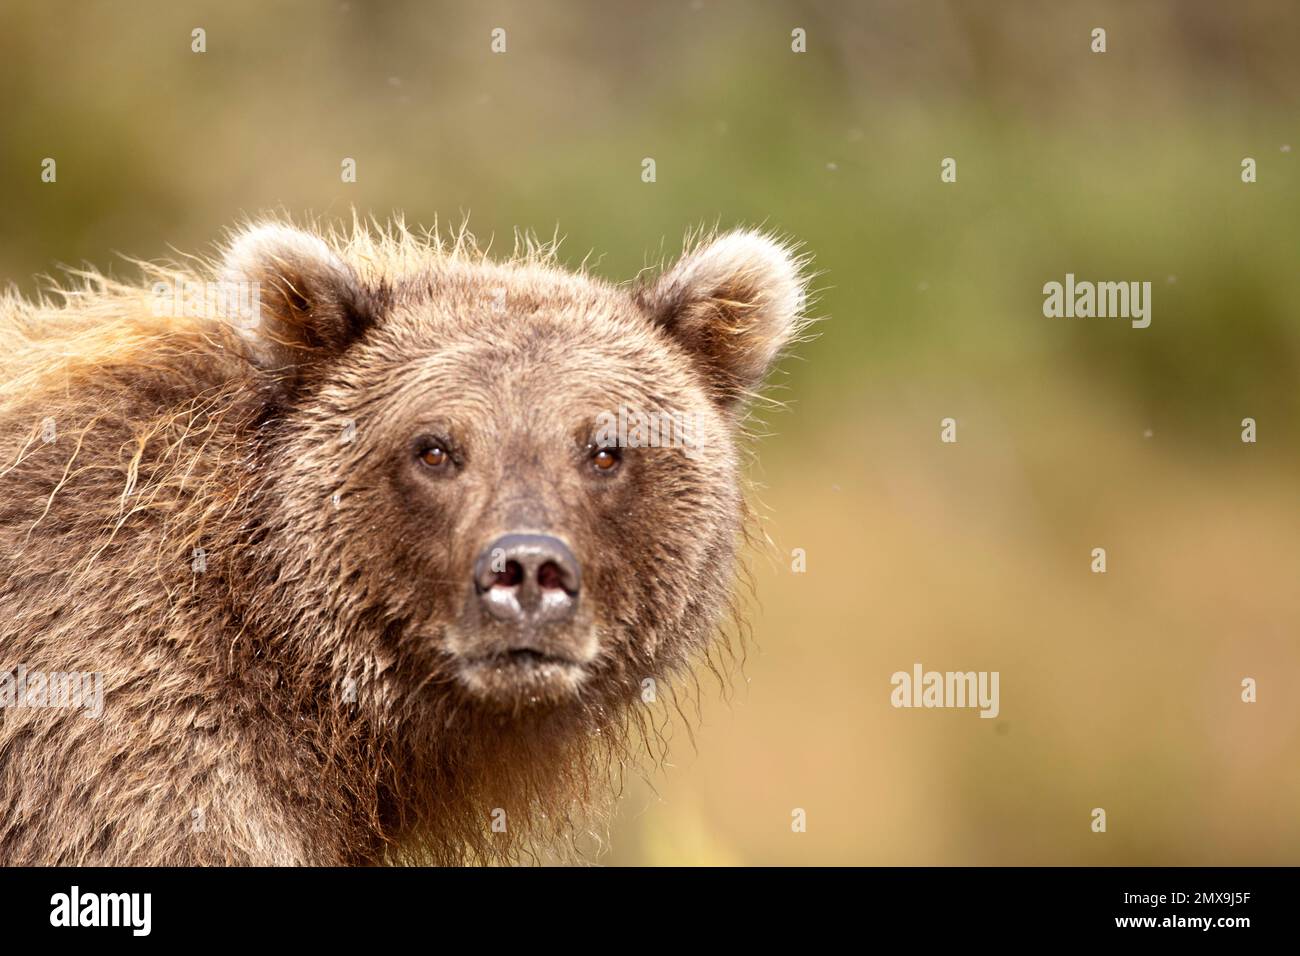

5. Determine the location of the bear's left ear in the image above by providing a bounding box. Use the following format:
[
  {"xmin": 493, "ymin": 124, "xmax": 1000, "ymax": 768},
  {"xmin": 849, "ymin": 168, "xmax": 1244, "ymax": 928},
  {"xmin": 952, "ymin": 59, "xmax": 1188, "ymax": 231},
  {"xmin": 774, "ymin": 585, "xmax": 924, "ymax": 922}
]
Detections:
[
  {"xmin": 639, "ymin": 229, "xmax": 808, "ymax": 405},
  {"xmin": 220, "ymin": 223, "xmax": 378, "ymax": 383}
]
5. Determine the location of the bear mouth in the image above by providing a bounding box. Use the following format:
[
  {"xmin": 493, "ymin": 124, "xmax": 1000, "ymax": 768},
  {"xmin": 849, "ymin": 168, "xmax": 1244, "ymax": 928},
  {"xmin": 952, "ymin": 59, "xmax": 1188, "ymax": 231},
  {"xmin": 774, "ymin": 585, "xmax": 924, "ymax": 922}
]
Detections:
[
  {"xmin": 503, "ymin": 648, "xmax": 566, "ymax": 665},
  {"xmin": 455, "ymin": 647, "xmax": 590, "ymax": 702},
  {"xmin": 473, "ymin": 647, "xmax": 581, "ymax": 668}
]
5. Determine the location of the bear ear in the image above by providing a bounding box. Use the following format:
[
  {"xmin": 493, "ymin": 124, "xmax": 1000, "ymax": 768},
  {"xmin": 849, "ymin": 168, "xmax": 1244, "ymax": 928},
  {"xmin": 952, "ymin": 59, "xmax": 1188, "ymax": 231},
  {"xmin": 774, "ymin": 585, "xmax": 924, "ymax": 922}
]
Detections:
[
  {"xmin": 220, "ymin": 223, "xmax": 376, "ymax": 379},
  {"xmin": 639, "ymin": 229, "xmax": 808, "ymax": 406}
]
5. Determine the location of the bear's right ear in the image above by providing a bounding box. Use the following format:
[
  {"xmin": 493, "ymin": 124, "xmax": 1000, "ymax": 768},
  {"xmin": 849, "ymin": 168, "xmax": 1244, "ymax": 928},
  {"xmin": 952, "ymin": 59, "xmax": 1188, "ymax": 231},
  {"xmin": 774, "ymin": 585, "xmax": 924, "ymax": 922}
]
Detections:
[{"xmin": 220, "ymin": 223, "xmax": 377, "ymax": 381}]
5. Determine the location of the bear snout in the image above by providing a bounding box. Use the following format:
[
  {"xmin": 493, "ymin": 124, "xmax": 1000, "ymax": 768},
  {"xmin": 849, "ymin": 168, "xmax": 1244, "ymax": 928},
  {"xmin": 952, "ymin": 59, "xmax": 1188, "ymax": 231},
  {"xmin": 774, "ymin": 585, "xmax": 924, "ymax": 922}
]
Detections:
[
  {"xmin": 474, "ymin": 533, "xmax": 581, "ymax": 625},
  {"xmin": 454, "ymin": 532, "xmax": 597, "ymax": 674}
]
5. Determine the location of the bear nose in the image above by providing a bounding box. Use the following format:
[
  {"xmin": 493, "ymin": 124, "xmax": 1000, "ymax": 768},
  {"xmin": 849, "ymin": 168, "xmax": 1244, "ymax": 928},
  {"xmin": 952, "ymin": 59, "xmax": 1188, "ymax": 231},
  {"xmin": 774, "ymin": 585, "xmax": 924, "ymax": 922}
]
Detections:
[{"xmin": 473, "ymin": 534, "xmax": 581, "ymax": 625}]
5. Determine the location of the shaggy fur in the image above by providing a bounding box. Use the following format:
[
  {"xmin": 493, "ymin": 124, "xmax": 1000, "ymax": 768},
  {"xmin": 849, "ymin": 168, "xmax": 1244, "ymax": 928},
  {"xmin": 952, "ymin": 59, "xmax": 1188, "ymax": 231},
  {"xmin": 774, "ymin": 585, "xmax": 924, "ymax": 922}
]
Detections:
[{"xmin": 0, "ymin": 217, "xmax": 809, "ymax": 865}]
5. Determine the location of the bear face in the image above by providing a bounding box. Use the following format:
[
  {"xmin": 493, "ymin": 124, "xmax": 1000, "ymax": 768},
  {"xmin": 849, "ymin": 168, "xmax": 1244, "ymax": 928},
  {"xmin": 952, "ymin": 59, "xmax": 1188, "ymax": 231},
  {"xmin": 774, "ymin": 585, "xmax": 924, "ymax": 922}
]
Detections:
[{"xmin": 223, "ymin": 224, "xmax": 808, "ymax": 723}]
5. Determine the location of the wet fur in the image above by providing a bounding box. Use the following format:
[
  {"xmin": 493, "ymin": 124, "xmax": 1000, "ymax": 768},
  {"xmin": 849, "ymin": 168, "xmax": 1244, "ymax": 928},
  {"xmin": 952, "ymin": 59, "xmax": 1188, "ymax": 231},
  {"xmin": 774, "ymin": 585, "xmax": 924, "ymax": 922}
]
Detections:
[{"xmin": 0, "ymin": 217, "xmax": 808, "ymax": 865}]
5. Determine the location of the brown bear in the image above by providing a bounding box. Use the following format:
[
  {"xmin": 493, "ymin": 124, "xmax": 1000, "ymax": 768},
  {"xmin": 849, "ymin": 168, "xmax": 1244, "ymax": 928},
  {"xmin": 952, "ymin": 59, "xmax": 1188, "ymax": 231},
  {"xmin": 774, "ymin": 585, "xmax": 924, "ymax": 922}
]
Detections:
[{"xmin": 0, "ymin": 218, "xmax": 808, "ymax": 865}]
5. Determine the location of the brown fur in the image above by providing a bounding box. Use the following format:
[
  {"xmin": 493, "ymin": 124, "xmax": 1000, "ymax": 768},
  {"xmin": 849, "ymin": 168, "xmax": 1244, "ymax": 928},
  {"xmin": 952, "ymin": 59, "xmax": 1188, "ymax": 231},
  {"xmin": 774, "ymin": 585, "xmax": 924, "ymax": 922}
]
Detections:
[{"xmin": 0, "ymin": 217, "xmax": 809, "ymax": 865}]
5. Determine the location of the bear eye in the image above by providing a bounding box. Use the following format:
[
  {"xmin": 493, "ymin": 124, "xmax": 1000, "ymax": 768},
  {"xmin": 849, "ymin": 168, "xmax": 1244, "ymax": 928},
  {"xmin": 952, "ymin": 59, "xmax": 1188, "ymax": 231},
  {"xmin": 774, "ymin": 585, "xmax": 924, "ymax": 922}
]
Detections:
[
  {"xmin": 590, "ymin": 445, "xmax": 621, "ymax": 475},
  {"xmin": 419, "ymin": 442, "xmax": 451, "ymax": 470}
]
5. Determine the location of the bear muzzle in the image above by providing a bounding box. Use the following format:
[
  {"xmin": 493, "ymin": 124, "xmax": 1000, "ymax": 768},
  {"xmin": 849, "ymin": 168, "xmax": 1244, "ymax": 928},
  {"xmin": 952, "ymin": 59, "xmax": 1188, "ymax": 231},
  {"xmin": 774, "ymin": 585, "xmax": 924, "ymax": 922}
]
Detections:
[{"xmin": 448, "ymin": 532, "xmax": 597, "ymax": 685}]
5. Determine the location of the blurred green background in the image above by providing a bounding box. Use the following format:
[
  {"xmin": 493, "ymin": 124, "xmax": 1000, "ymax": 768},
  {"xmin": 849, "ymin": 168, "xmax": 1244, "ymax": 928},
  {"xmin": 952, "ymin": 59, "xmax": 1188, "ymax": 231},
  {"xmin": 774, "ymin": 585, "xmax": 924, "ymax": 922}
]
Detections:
[{"xmin": 2, "ymin": 0, "xmax": 1297, "ymax": 864}]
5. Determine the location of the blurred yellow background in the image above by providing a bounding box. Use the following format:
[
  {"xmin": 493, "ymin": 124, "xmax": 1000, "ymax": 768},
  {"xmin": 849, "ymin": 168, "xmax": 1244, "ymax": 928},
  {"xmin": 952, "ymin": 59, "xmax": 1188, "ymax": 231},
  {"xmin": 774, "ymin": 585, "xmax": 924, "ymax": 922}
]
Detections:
[{"xmin": 1, "ymin": 1, "xmax": 1296, "ymax": 864}]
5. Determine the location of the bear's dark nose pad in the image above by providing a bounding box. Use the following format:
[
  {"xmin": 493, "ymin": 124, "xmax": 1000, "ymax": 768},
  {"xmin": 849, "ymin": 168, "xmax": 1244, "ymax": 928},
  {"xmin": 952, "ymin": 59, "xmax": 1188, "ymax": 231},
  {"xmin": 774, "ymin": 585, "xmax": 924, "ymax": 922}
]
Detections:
[{"xmin": 474, "ymin": 534, "xmax": 581, "ymax": 625}]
